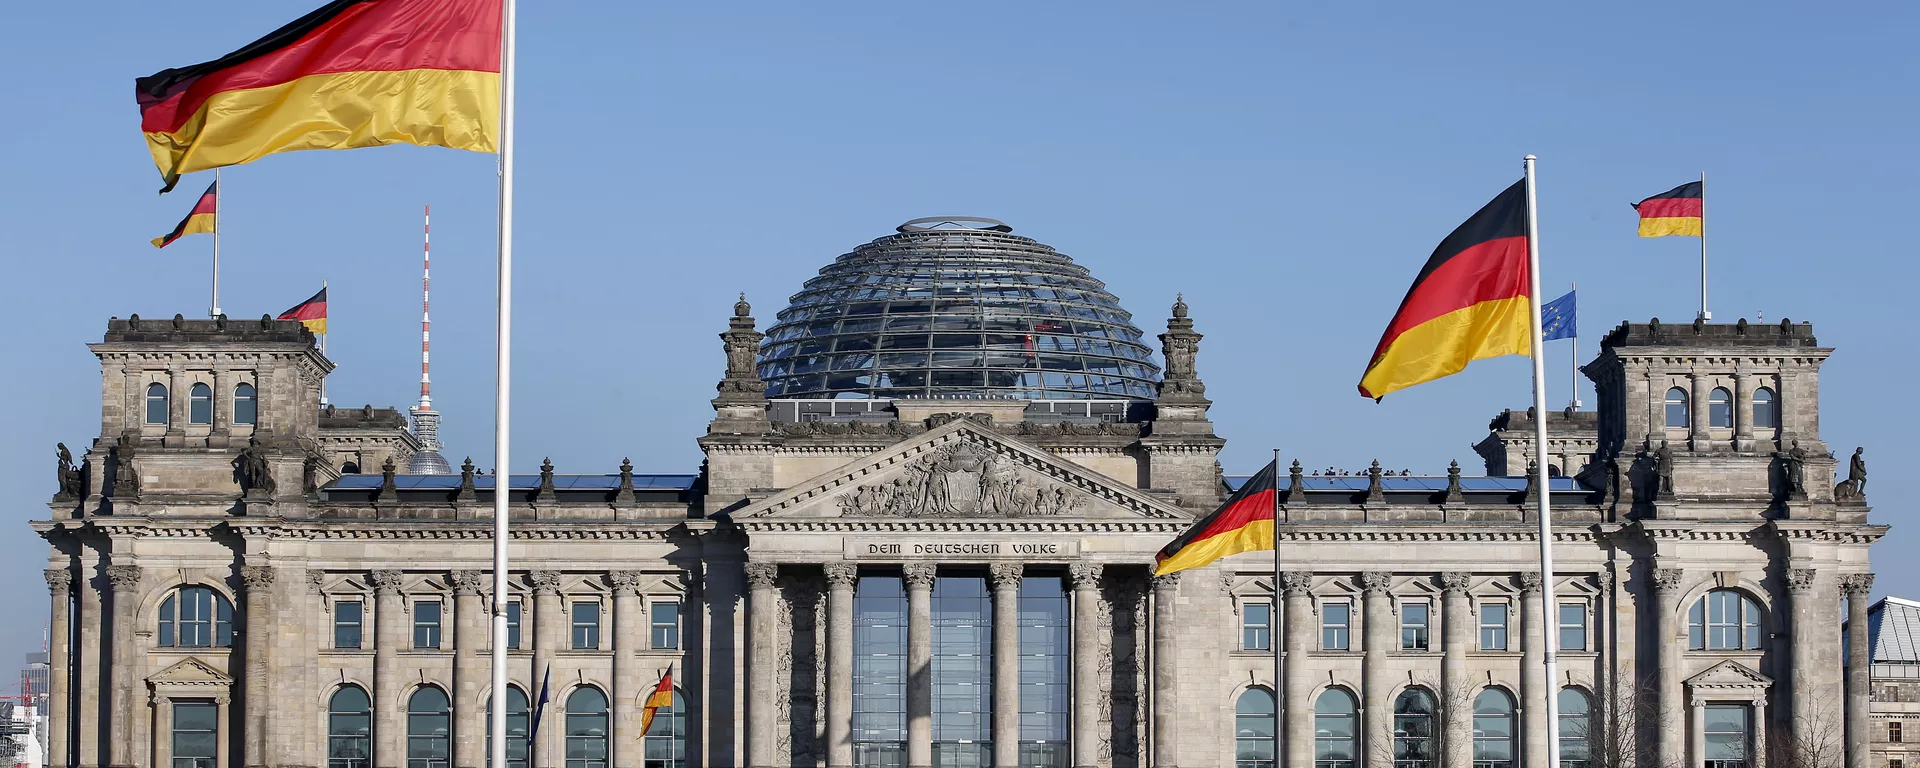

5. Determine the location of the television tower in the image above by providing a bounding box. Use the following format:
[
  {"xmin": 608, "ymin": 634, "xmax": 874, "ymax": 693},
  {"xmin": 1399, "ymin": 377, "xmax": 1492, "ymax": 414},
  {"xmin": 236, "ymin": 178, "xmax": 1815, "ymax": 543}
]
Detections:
[{"xmin": 408, "ymin": 204, "xmax": 453, "ymax": 474}]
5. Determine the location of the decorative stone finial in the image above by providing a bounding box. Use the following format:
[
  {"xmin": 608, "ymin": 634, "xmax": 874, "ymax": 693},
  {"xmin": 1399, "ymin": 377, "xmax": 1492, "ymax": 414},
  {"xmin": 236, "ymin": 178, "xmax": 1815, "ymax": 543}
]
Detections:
[
  {"xmin": 1444, "ymin": 459, "xmax": 1465, "ymax": 503},
  {"xmin": 1287, "ymin": 460, "xmax": 1305, "ymax": 498},
  {"xmin": 735, "ymin": 292, "xmax": 751, "ymax": 318},
  {"xmin": 1364, "ymin": 460, "xmax": 1384, "ymax": 504},
  {"xmin": 1155, "ymin": 294, "xmax": 1209, "ymax": 405},
  {"xmin": 1172, "ymin": 293, "xmax": 1188, "ymax": 319}
]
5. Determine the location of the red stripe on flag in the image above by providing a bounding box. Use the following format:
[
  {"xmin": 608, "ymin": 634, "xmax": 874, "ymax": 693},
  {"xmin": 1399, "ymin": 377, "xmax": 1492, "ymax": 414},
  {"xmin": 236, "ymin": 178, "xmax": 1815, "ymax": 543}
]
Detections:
[
  {"xmin": 1634, "ymin": 197, "xmax": 1702, "ymax": 219},
  {"xmin": 1367, "ymin": 236, "xmax": 1529, "ymax": 364}
]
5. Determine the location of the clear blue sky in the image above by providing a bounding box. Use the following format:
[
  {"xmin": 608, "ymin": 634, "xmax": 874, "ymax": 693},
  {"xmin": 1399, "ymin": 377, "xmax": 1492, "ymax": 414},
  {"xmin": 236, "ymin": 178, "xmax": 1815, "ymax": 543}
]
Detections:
[{"xmin": 1, "ymin": 1, "xmax": 1912, "ymax": 666}]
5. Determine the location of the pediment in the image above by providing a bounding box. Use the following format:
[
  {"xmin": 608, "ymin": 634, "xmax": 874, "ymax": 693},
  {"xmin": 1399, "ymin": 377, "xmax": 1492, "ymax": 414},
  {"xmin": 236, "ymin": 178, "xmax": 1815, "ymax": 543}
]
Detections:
[
  {"xmin": 735, "ymin": 419, "xmax": 1190, "ymax": 521},
  {"xmin": 148, "ymin": 657, "xmax": 232, "ymax": 686},
  {"xmin": 1685, "ymin": 660, "xmax": 1771, "ymax": 689}
]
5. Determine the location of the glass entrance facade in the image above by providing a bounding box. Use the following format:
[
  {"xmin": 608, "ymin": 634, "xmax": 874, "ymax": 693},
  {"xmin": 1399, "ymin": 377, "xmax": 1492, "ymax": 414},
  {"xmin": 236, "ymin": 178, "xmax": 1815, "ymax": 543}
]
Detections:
[
  {"xmin": 853, "ymin": 574, "xmax": 908, "ymax": 767},
  {"xmin": 933, "ymin": 574, "xmax": 993, "ymax": 767},
  {"xmin": 1017, "ymin": 575, "xmax": 1070, "ymax": 768}
]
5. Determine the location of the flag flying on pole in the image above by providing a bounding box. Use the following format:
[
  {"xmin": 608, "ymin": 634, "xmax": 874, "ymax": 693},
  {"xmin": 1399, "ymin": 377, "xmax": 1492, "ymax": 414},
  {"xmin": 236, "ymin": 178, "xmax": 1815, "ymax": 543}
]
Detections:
[
  {"xmin": 151, "ymin": 181, "xmax": 218, "ymax": 248},
  {"xmin": 525, "ymin": 664, "xmax": 550, "ymax": 748},
  {"xmin": 639, "ymin": 666, "xmax": 675, "ymax": 736},
  {"xmin": 1357, "ymin": 179, "xmax": 1532, "ymax": 400},
  {"xmin": 1154, "ymin": 459, "xmax": 1278, "ymax": 576},
  {"xmin": 1541, "ymin": 290, "xmax": 1575, "ymax": 341},
  {"xmin": 278, "ymin": 288, "xmax": 328, "ymax": 334},
  {"xmin": 1631, "ymin": 181, "xmax": 1703, "ymax": 237},
  {"xmin": 134, "ymin": 0, "xmax": 503, "ymax": 193}
]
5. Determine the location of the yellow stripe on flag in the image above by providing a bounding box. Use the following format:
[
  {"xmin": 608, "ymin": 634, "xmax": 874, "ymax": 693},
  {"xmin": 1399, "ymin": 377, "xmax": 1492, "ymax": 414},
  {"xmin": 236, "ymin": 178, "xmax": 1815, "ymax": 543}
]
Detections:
[
  {"xmin": 1638, "ymin": 217, "xmax": 1703, "ymax": 237},
  {"xmin": 1358, "ymin": 295, "xmax": 1532, "ymax": 401}
]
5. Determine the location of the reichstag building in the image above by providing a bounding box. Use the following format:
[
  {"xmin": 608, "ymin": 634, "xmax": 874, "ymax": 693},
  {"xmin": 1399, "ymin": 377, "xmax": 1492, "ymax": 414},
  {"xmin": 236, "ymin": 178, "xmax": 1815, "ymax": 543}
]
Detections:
[{"xmin": 33, "ymin": 217, "xmax": 1884, "ymax": 768}]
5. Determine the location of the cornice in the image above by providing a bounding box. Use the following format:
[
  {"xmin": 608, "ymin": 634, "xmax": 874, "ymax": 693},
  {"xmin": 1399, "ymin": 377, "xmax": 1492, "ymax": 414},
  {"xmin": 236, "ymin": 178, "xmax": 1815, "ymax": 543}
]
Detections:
[{"xmin": 736, "ymin": 519, "xmax": 1189, "ymax": 534}]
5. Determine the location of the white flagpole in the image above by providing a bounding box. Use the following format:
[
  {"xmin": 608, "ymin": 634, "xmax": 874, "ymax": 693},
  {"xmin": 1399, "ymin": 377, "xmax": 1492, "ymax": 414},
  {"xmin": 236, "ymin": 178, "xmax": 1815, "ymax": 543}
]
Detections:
[
  {"xmin": 211, "ymin": 167, "xmax": 222, "ymax": 318},
  {"xmin": 1699, "ymin": 170, "xmax": 1709, "ymax": 320},
  {"xmin": 1523, "ymin": 154, "xmax": 1562, "ymax": 768},
  {"xmin": 489, "ymin": 0, "xmax": 517, "ymax": 765},
  {"xmin": 320, "ymin": 278, "xmax": 330, "ymax": 406},
  {"xmin": 1570, "ymin": 281, "xmax": 1580, "ymax": 410}
]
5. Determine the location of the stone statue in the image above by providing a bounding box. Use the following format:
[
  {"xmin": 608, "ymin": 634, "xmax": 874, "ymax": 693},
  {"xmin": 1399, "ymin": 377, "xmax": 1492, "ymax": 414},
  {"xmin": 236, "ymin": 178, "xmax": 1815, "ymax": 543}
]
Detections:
[
  {"xmin": 54, "ymin": 442, "xmax": 83, "ymax": 501},
  {"xmin": 1836, "ymin": 446, "xmax": 1868, "ymax": 500},
  {"xmin": 233, "ymin": 438, "xmax": 276, "ymax": 496},
  {"xmin": 1785, "ymin": 440, "xmax": 1808, "ymax": 498},
  {"xmin": 1654, "ymin": 443, "xmax": 1674, "ymax": 498}
]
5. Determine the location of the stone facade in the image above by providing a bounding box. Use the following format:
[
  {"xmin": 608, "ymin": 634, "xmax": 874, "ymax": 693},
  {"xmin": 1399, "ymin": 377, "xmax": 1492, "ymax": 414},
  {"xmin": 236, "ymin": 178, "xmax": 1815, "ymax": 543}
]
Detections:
[
  {"xmin": 31, "ymin": 303, "xmax": 1885, "ymax": 768},
  {"xmin": 1866, "ymin": 597, "xmax": 1920, "ymax": 768}
]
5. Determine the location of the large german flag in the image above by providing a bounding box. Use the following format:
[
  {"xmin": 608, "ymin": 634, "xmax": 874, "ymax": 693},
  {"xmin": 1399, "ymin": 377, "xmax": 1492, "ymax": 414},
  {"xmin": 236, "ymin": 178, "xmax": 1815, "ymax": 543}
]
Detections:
[
  {"xmin": 1357, "ymin": 180, "xmax": 1531, "ymax": 400},
  {"xmin": 1155, "ymin": 460, "xmax": 1278, "ymax": 576},
  {"xmin": 279, "ymin": 288, "xmax": 328, "ymax": 334},
  {"xmin": 639, "ymin": 667, "xmax": 674, "ymax": 736},
  {"xmin": 136, "ymin": 0, "xmax": 501, "ymax": 193},
  {"xmin": 1632, "ymin": 181, "xmax": 1703, "ymax": 237},
  {"xmin": 151, "ymin": 181, "xmax": 218, "ymax": 248}
]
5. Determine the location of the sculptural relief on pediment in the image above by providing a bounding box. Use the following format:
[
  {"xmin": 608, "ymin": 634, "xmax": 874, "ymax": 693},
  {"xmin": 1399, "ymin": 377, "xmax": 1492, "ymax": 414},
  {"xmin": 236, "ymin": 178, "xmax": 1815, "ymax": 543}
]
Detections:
[{"xmin": 837, "ymin": 440, "xmax": 1085, "ymax": 518}]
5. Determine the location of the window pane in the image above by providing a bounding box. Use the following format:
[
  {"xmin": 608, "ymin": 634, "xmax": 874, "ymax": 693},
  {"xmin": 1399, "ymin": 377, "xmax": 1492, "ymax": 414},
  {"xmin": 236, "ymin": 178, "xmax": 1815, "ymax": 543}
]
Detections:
[
  {"xmin": 188, "ymin": 383, "xmax": 213, "ymax": 424},
  {"xmin": 651, "ymin": 602, "xmax": 680, "ymax": 650},
  {"xmin": 573, "ymin": 601, "xmax": 601, "ymax": 650},
  {"xmin": 1709, "ymin": 388, "xmax": 1733, "ymax": 428},
  {"xmin": 233, "ymin": 383, "xmax": 257, "ymax": 425},
  {"xmin": 1753, "ymin": 388, "xmax": 1776, "ymax": 429},
  {"xmin": 1665, "ymin": 387, "xmax": 1689, "ymax": 428},
  {"xmin": 336, "ymin": 600, "xmax": 363, "ymax": 649},
  {"xmin": 147, "ymin": 383, "xmax": 169, "ymax": 424},
  {"xmin": 507, "ymin": 601, "xmax": 522, "ymax": 649},
  {"xmin": 415, "ymin": 601, "xmax": 442, "ymax": 649}
]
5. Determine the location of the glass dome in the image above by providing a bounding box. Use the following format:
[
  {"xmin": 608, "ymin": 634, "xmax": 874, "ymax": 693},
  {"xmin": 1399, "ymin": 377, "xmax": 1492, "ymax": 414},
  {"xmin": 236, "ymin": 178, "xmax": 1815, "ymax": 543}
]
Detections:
[{"xmin": 758, "ymin": 217, "xmax": 1162, "ymax": 400}]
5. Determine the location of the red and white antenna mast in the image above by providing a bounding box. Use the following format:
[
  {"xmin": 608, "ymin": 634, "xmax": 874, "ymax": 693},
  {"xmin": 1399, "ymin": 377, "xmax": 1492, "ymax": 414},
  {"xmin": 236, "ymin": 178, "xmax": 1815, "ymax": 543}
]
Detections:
[{"xmin": 408, "ymin": 204, "xmax": 447, "ymax": 468}]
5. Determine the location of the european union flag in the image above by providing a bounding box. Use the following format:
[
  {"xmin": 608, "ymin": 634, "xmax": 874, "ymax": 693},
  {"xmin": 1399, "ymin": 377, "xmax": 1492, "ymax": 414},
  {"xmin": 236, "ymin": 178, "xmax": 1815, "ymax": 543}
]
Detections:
[{"xmin": 1542, "ymin": 290, "xmax": 1576, "ymax": 341}]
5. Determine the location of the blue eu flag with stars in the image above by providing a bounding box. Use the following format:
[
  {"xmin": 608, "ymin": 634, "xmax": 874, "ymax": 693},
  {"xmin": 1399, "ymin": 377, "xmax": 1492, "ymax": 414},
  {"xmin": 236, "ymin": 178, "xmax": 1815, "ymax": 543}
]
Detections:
[{"xmin": 1542, "ymin": 290, "xmax": 1576, "ymax": 341}]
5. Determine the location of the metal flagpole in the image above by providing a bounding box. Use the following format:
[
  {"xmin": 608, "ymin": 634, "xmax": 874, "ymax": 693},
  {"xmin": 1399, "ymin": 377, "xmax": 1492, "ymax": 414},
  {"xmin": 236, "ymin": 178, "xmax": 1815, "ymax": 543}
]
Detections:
[
  {"xmin": 489, "ymin": 0, "xmax": 517, "ymax": 765},
  {"xmin": 211, "ymin": 167, "xmax": 222, "ymax": 318},
  {"xmin": 1570, "ymin": 281, "xmax": 1580, "ymax": 410},
  {"xmin": 1523, "ymin": 155, "xmax": 1562, "ymax": 768},
  {"xmin": 1699, "ymin": 170, "xmax": 1709, "ymax": 320},
  {"xmin": 320, "ymin": 278, "xmax": 330, "ymax": 406},
  {"xmin": 1271, "ymin": 448, "xmax": 1282, "ymax": 745}
]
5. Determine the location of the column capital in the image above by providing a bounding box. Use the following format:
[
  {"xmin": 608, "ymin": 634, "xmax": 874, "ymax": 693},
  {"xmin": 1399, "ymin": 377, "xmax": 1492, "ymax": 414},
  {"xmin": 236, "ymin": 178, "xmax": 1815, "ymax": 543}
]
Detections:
[
  {"xmin": 45, "ymin": 568, "xmax": 71, "ymax": 596},
  {"xmin": 903, "ymin": 562, "xmax": 937, "ymax": 589},
  {"xmin": 529, "ymin": 570, "xmax": 563, "ymax": 595},
  {"xmin": 1517, "ymin": 571, "xmax": 1543, "ymax": 594},
  {"xmin": 307, "ymin": 570, "xmax": 326, "ymax": 595},
  {"xmin": 606, "ymin": 570, "xmax": 644, "ymax": 596},
  {"xmin": 1150, "ymin": 573, "xmax": 1180, "ymax": 593},
  {"xmin": 988, "ymin": 562, "xmax": 1024, "ymax": 590},
  {"xmin": 744, "ymin": 562, "xmax": 779, "ymax": 591},
  {"xmin": 1842, "ymin": 573, "xmax": 1876, "ymax": 598},
  {"xmin": 823, "ymin": 563, "xmax": 857, "ymax": 590},
  {"xmin": 370, "ymin": 569, "xmax": 404, "ymax": 595},
  {"xmin": 1359, "ymin": 571, "xmax": 1392, "ymax": 595},
  {"xmin": 240, "ymin": 565, "xmax": 275, "ymax": 590},
  {"xmin": 1787, "ymin": 568, "xmax": 1818, "ymax": 594},
  {"xmin": 105, "ymin": 564, "xmax": 141, "ymax": 592},
  {"xmin": 1440, "ymin": 571, "xmax": 1470, "ymax": 595},
  {"xmin": 1278, "ymin": 571, "xmax": 1312, "ymax": 596},
  {"xmin": 1651, "ymin": 568, "xmax": 1685, "ymax": 593},
  {"xmin": 451, "ymin": 570, "xmax": 486, "ymax": 596},
  {"xmin": 1066, "ymin": 562, "xmax": 1103, "ymax": 591}
]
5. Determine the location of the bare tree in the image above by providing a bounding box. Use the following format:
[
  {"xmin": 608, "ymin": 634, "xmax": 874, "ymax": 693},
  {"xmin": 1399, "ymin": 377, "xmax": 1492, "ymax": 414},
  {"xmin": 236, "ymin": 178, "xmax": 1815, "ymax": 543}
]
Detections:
[
  {"xmin": 1562, "ymin": 679, "xmax": 1686, "ymax": 768},
  {"xmin": 1769, "ymin": 692, "xmax": 1846, "ymax": 768}
]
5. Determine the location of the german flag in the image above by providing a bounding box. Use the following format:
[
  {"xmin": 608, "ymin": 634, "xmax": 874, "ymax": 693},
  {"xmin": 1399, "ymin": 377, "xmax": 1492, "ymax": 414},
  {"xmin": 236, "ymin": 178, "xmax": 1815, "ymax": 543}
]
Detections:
[
  {"xmin": 135, "ymin": 0, "xmax": 501, "ymax": 193},
  {"xmin": 151, "ymin": 181, "xmax": 218, "ymax": 248},
  {"xmin": 639, "ymin": 667, "xmax": 675, "ymax": 736},
  {"xmin": 1632, "ymin": 181, "xmax": 1703, "ymax": 237},
  {"xmin": 1154, "ymin": 459, "xmax": 1278, "ymax": 576},
  {"xmin": 1357, "ymin": 180, "xmax": 1531, "ymax": 400},
  {"xmin": 279, "ymin": 288, "xmax": 328, "ymax": 334}
]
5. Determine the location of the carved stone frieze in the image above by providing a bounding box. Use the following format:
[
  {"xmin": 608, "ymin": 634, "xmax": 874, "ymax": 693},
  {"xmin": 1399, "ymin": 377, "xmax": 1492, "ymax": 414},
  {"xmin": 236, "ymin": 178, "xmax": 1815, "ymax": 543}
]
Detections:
[{"xmin": 836, "ymin": 440, "xmax": 1086, "ymax": 518}]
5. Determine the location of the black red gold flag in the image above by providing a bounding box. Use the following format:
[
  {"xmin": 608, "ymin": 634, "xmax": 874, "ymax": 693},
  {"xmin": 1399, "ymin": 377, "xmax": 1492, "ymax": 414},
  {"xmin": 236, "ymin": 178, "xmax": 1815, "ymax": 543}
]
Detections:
[
  {"xmin": 1632, "ymin": 181, "xmax": 1704, "ymax": 237},
  {"xmin": 279, "ymin": 288, "xmax": 328, "ymax": 334},
  {"xmin": 135, "ymin": 0, "xmax": 502, "ymax": 192},
  {"xmin": 1357, "ymin": 180, "xmax": 1531, "ymax": 400},
  {"xmin": 1154, "ymin": 460, "xmax": 1278, "ymax": 576},
  {"xmin": 640, "ymin": 667, "xmax": 675, "ymax": 736},
  {"xmin": 151, "ymin": 181, "xmax": 218, "ymax": 248}
]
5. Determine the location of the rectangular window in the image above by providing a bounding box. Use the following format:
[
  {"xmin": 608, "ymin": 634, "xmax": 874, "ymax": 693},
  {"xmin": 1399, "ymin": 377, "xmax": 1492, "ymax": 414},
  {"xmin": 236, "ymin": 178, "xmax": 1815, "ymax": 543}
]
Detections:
[
  {"xmin": 650, "ymin": 601, "xmax": 680, "ymax": 650},
  {"xmin": 1017, "ymin": 575, "xmax": 1070, "ymax": 763},
  {"xmin": 571, "ymin": 601, "xmax": 601, "ymax": 650},
  {"xmin": 853, "ymin": 574, "xmax": 907, "ymax": 765},
  {"xmin": 506, "ymin": 601, "xmax": 522, "ymax": 650},
  {"xmin": 335, "ymin": 600, "xmax": 364, "ymax": 649},
  {"xmin": 1703, "ymin": 704, "xmax": 1750, "ymax": 768},
  {"xmin": 413, "ymin": 600, "xmax": 442, "ymax": 649},
  {"xmin": 1480, "ymin": 603, "xmax": 1509, "ymax": 651},
  {"xmin": 931, "ymin": 575, "xmax": 991, "ymax": 764},
  {"xmin": 1401, "ymin": 602, "xmax": 1430, "ymax": 651},
  {"xmin": 1241, "ymin": 602, "xmax": 1272, "ymax": 651},
  {"xmin": 1892, "ymin": 721, "xmax": 1903, "ymax": 743},
  {"xmin": 1321, "ymin": 602, "xmax": 1351, "ymax": 651},
  {"xmin": 1890, "ymin": 760, "xmax": 1903, "ymax": 768},
  {"xmin": 172, "ymin": 700, "xmax": 219, "ymax": 768},
  {"xmin": 1558, "ymin": 602, "xmax": 1588, "ymax": 652}
]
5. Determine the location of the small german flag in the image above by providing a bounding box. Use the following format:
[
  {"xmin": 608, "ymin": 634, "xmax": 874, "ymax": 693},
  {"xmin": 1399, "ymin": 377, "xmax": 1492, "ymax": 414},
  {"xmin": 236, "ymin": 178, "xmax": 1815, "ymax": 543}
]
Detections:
[
  {"xmin": 151, "ymin": 181, "xmax": 217, "ymax": 248},
  {"xmin": 1632, "ymin": 181, "xmax": 1703, "ymax": 237},
  {"xmin": 135, "ymin": 0, "xmax": 502, "ymax": 192},
  {"xmin": 1357, "ymin": 180, "xmax": 1532, "ymax": 400},
  {"xmin": 279, "ymin": 288, "xmax": 328, "ymax": 334},
  {"xmin": 1155, "ymin": 460, "xmax": 1278, "ymax": 576},
  {"xmin": 640, "ymin": 667, "xmax": 675, "ymax": 736}
]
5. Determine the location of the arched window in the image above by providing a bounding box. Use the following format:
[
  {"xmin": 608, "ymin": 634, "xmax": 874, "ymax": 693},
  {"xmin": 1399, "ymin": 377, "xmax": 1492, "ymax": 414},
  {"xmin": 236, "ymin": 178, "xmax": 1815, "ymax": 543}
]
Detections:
[
  {"xmin": 1472, "ymin": 689, "xmax": 1517, "ymax": 768},
  {"xmin": 233, "ymin": 383, "xmax": 257, "ymax": 426},
  {"xmin": 486, "ymin": 687, "xmax": 530, "ymax": 768},
  {"xmin": 1752, "ymin": 387, "xmax": 1777, "ymax": 430},
  {"xmin": 642, "ymin": 690, "xmax": 687, "ymax": 768},
  {"xmin": 146, "ymin": 383, "xmax": 170, "ymax": 425},
  {"xmin": 1689, "ymin": 589, "xmax": 1764, "ymax": 650},
  {"xmin": 565, "ymin": 687, "xmax": 609, "ymax": 768},
  {"xmin": 1665, "ymin": 387, "xmax": 1689, "ymax": 429},
  {"xmin": 188, "ymin": 383, "xmax": 213, "ymax": 425},
  {"xmin": 1393, "ymin": 688, "xmax": 1437, "ymax": 768},
  {"xmin": 407, "ymin": 687, "xmax": 450, "ymax": 768},
  {"xmin": 1314, "ymin": 688, "xmax": 1358, "ymax": 768},
  {"xmin": 1234, "ymin": 688, "xmax": 1277, "ymax": 768},
  {"xmin": 158, "ymin": 586, "xmax": 233, "ymax": 648},
  {"xmin": 327, "ymin": 686, "xmax": 372, "ymax": 768},
  {"xmin": 1708, "ymin": 387, "xmax": 1733, "ymax": 429},
  {"xmin": 341, "ymin": 462, "xmax": 362, "ymax": 475},
  {"xmin": 1558, "ymin": 688, "xmax": 1592, "ymax": 768}
]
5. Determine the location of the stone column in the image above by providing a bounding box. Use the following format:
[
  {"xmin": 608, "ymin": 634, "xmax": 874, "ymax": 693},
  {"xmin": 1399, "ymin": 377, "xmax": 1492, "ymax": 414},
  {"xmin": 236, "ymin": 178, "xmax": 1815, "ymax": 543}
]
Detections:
[
  {"xmin": 452, "ymin": 571, "xmax": 485, "ymax": 768},
  {"xmin": 1651, "ymin": 568, "xmax": 1685, "ymax": 768},
  {"xmin": 530, "ymin": 571, "xmax": 563, "ymax": 768},
  {"xmin": 240, "ymin": 565, "xmax": 275, "ymax": 768},
  {"xmin": 1690, "ymin": 700, "xmax": 1706, "ymax": 767},
  {"xmin": 104, "ymin": 564, "xmax": 139, "ymax": 768},
  {"xmin": 1360, "ymin": 572, "xmax": 1392, "ymax": 768},
  {"xmin": 609, "ymin": 571, "xmax": 643, "ymax": 768},
  {"xmin": 168, "ymin": 366, "xmax": 189, "ymax": 438},
  {"xmin": 216, "ymin": 696, "xmax": 232, "ymax": 768},
  {"xmin": 308, "ymin": 572, "xmax": 329, "ymax": 766},
  {"xmin": 1733, "ymin": 367, "xmax": 1755, "ymax": 450},
  {"xmin": 371, "ymin": 569, "xmax": 404, "ymax": 768},
  {"xmin": 77, "ymin": 559, "xmax": 101, "ymax": 768},
  {"xmin": 1689, "ymin": 370, "xmax": 1711, "ymax": 451},
  {"xmin": 46, "ymin": 568, "xmax": 71, "ymax": 768},
  {"xmin": 904, "ymin": 564, "xmax": 936, "ymax": 768},
  {"xmin": 1843, "ymin": 574, "xmax": 1874, "ymax": 768},
  {"xmin": 1787, "ymin": 568, "xmax": 1821, "ymax": 757},
  {"xmin": 1440, "ymin": 572, "xmax": 1470, "ymax": 768},
  {"xmin": 1150, "ymin": 573, "xmax": 1181, "ymax": 768},
  {"xmin": 154, "ymin": 698, "xmax": 173, "ymax": 768},
  {"xmin": 990, "ymin": 563, "xmax": 1023, "ymax": 768},
  {"xmin": 1281, "ymin": 572, "xmax": 1314, "ymax": 768},
  {"xmin": 1067, "ymin": 564, "xmax": 1102, "ymax": 768},
  {"xmin": 212, "ymin": 368, "xmax": 232, "ymax": 438},
  {"xmin": 744, "ymin": 563, "xmax": 778, "ymax": 768},
  {"xmin": 1519, "ymin": 573, "xmax": 1546, "ymax": 768},
  {"xmin": 823, "ymin": 564, "xmax": 857, "ymax": 768}
]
